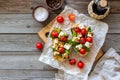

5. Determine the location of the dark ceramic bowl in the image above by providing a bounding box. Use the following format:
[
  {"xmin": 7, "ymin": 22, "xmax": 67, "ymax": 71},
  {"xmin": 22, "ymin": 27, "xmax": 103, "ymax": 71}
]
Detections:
[{"xmin": 45, "ymin": 0, "xmax": 63, "ymax": 10}]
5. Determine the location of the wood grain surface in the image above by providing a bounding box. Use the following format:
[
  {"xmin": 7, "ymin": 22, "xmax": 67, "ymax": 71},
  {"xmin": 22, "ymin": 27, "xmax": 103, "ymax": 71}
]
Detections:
[{"xmin": 0, "ymin": 0, "xmax": 120, "ymax": 80}]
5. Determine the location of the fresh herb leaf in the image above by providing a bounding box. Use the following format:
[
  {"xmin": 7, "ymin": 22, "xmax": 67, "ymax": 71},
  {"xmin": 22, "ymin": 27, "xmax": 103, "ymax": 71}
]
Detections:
[
  {"xmin": 52, "ymin": 48, "xmax": 57, "ymax": 51},
  {"xmin": 55, "ymin": 28, "xmax": 61, "ymax": 33},
  {"xmin": 82, "ymin": 45, "xmax": 90, "ymax": 52},
  {"xmin": 66, "ymin": 39, "xmax": 72, "ymax": 44},
  {"xmin": 87, "ymin": 27, "xmax": 92, "ymax": 32},
  {"xmin": 65, "ymin": 50, "xmax": 71, "ymax": 55},
  {"xmin": 71, "ymin": 29, "xmax": 77, "ymax": 37},
  {"xmin": 73, "ymin": 46, "xmax": 79, "ymax": 54},
  {"xmin": 72, "ymin": 41, "xmax": 79, "ymax": 46}
]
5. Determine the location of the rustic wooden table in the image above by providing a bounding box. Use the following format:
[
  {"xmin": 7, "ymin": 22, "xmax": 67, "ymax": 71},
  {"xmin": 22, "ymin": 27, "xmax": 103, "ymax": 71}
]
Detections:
[{"xmin": 0, "ymin": 0, "xmax": 119, "ymax": 80}]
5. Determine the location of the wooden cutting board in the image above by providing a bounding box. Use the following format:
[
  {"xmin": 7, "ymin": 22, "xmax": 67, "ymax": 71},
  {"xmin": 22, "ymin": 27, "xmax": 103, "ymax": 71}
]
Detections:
[{"xmin": 38, "ymin": 17, "xmax": 103, "ymax": 62}]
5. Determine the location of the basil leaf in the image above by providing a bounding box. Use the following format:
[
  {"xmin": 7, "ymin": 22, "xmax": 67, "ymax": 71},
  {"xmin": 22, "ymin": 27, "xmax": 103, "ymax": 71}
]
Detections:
[
  {"xmin": 73, "ymin": 46, "xmax": 79, "ymax": 54},
  {"xmin": 52, "ymin": 48, "xmax": 57, "ymax": 51},
  {"xmin": 71, "ymin": 29, "xmax": 77, "ymax": 37},
  {"xmin": 87, "ymin": 27, "xmax": 92, "ymax": 32},
  {"xmin": 65, "ymin": 50, "xmax": 71, "ymax": 55},
  {"xmin": 82, "ymin": 45, "xmax": 90, "ymax": 52},
  {"xmin": 55, "ymin": 28, "xmax": 61, "ymax": 33},
  {"xmin": 66, "ymin": 39, "xmax": 72, "ymax": 44}
]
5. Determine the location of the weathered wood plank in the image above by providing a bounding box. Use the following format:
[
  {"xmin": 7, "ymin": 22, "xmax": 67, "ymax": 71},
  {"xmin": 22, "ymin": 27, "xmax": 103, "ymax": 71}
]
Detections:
[
  {"xmin": 0, "ymin": 34, "xmax": 120, "ymax": 52},
  {"xmin": 0, "ymin": 78, "xmax": 54, "ymax": 80},
  {"xmin": 102, "ymin": 34, "xmax": 120, "ymax": 53},
  {"xmin": 0, "ymin": 14, "xmax": 57, "ymax": 33},
  {"xmin": 0, "ymin": 0, "xmax": 119, "ymax": 14},
  {"xmin": 0, "ymin": 54, "xmax": 56, "ymax": 70},
  {"xmin": 0, "ymin": 14, "xmax": 120, "ymax": 33},
  {"xmin": 66, "ymin": 1, "xmax": 120, "ymax": 14},
  {"xmin": 0, "ymin": 34, "xmax": 41, "ymax": 51},
  {"xmin": 0, "ymin": 70, "xmax": 56, "ymax": 78}
]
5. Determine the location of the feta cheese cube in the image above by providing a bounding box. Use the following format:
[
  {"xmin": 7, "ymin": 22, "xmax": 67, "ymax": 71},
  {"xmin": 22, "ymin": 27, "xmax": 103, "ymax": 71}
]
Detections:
[
  {"xmin": 75, "ymin": 44, "xmax": 82, "ymax": 50},
  {"xmin": 85, "ymin": 42, "xmax": 92, "ymax": 48},
  {"xmin": 64, "ymin": 43, "xmax": 71, "ymax": 50}
]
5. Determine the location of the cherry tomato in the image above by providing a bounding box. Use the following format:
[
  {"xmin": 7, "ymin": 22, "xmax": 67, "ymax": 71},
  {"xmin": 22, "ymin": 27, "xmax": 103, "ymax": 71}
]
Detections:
[
  {"xmin": 58, "ymin": 47, "xmax": 65, "ymax": 54},
  {"xmin": 59, "ymin": 36, "xmax": 67, "ymax": 42},
  {"xmin": 36, "ymin": 42, "xmax": 43, "ymax": 50},
  {"xmin": 86, "ymin": 37, "xmax": 93, "ymax": 43},
  {"xmin": 69, "ymin": 59, "xmax": 76, "ymax": 65},
  {"xmin": 81, "ymin": 28, "xmax": 87, "ymax": 35},
  {"xmin": 74, "ymin": 27, "xmax": 81, "ymax": 33},
  {"xmin": 80, "ymin": 37, "xmax": 86, "ymax": 44},
  {"xmin": 57, "ymin": 16, "xmax": 64, "ymax": 23},
  {"xmin": 68, "ymin": 13, "xmax": 76, "ymax": 21},
  {"xmin": 80, "ymin": 48, "xmax": 86, "ymax": 54},
  {"xmin": 77, "ymin": 61, "xmax": 84, "ymax": 69},
  {"xmin": 51, "ymin": 31, "xmax": 59, "ymax": 38}
]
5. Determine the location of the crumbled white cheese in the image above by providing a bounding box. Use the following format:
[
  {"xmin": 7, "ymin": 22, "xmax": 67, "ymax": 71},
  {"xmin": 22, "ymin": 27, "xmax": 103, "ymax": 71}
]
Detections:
[
  {"xmin": 53, "ymin": 51, "xmax": 59, "ymax": 55},
  {"xmin": 87, "ymin": 33, "xmax": 92, "ymax": 37},
  {"xmin": 75, "ymin": 44, "xmax": 82, "ymax": 50},
  {"xmin": 64, "ymin": 43, "xmax": 71, "ymax": 50},
  {"xmin": 79, "ymin": 24, "xmax": 85, "ymax": 29},
  {"xmin": 72, "ymin": 37, "xmax": 77, "ymax": 41},
  {"xmin": 85, "ymin": 42, "xmax": 92, "ymax": 48},
  {"xmin": 77, "ymin": 33, "xmax": 82, "ymax": 39},
  {"xmin": 54, "ymin": 38, "xmax": 58, "ymax": 44},
  {"xmin": 52, "ymin": 44, "xmax": 56, "ymax": 48},
  {"xmin": 58, "ymin": 31, "xmax": 65, "ymax": 37}
]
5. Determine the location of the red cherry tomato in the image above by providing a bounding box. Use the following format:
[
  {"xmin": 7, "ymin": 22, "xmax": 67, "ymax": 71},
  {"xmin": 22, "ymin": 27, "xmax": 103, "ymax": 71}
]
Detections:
[
  {"xmin": 81, "ymin": 28, "xmax": 87, "ymax": 35},
  {"xmin": 36, "ymin": 42, "xmax": 43, "ymax": 50},
  {"xmin": 69, "ymin": 59, "xmax": 76, "ymax": 65},
  {"xmin": 58, "ymin": 47, "xmax": 65, "ymax": 54},
  {"xmin": 59, "ymin": 36, "xmax": 67, "ymax": 42},
  {"xmin": 74, "ymin": 27, "xmax": 81, "ymax": 33},
  {"xmin": 86, "ymin": 37, "xmax": 93, "ymax": 43},
  {"xmin": 57, "ymin": 16, "xmax": 64, "ymax": 23},
  {"xmin": 80, "ymin": 48, "xmax": 86, "ymax": 54},
  {"xmin": 51, "ymin": 31, "xmax": 59, "ymax": 38},
  {"xmin": 77, "ymin": 61, "xmax": 84, "ymax": 69},
  {"xmin": 68, "ymin": 13, "xmax": 76, "ymax": 21},
  {"xmin": 80, "ymin": 37, "xmax": 86, "ymax": 44}
]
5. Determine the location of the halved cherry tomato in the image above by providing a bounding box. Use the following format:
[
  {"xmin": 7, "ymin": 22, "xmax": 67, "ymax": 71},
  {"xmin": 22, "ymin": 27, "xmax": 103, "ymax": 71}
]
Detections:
[
  {"xmin": 68, "ymin": 13, "xmax": 76, "ymax": 21},
  {"xmin": 74, "ymin": 27, "xmax": 81, "ymax": 33},
  {"xmin": 80, "ymin": 37, "xmax": 86, "ymax": 44},
  {"xmin": 86, "ymin": 37, "xmax": 93, "ymax": 43},
  {"xmin": 51, "ymin": 31, "xmax": 59, "ymax": 38},
  {"xmin": 59, "ymin": 36, "xmax": 67, "ymax": 42},
  {"xmin": 57, "ymin": 16, "xmax": 64, "ymax": 23},
  {"xmin": 80, "ymin": 48, "xmax": 86, "ymax": 54},
  {"xmin": 81, "ymin": 28, "xmax": 87, "ymax": 35},
  {"xmin": 58, "ymin": 47, "xmax": 65, "ymax": 54}
]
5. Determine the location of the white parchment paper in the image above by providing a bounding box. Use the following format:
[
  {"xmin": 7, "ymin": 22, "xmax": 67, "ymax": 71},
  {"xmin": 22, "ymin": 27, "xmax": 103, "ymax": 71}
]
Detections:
[
  {"xmin": 55, "ymin": 48, "xmax": 120, "ymax": 80},
  {"xmin": 39, "ymin": 6, "xmax": 108, "ymax": 80}
]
